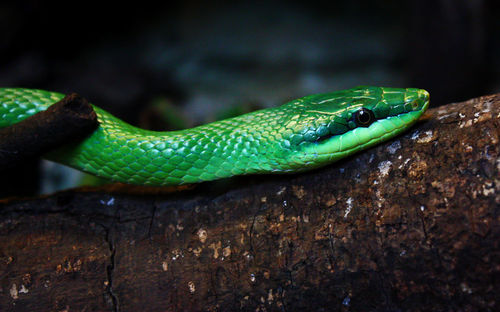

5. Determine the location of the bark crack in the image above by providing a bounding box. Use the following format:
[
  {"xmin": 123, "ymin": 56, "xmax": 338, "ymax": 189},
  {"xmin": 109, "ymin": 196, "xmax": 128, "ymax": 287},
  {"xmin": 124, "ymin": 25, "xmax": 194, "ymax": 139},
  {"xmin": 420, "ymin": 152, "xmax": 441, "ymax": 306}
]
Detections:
[{"xmin": 105, "ymin": 228, "xmax": 119, "ymax": 312}]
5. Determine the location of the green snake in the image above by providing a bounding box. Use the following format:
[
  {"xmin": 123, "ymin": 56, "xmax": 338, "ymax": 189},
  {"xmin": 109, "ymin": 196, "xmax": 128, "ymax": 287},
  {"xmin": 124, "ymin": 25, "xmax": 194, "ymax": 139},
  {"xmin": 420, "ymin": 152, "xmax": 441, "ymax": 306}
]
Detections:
[{"xmin": 0, "ymin": 86, "xmax": 429, "ymax": 186}]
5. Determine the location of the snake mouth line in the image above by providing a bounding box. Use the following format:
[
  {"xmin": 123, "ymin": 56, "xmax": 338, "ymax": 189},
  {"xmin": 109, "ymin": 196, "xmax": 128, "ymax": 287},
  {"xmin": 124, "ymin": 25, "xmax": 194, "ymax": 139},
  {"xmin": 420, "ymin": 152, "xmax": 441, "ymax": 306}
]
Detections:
[
  {"xmin": 309, "ymin": 105, "xmax": 428, "ymax": 159},
  {"xmin": 314, "ymin": 102, "xmax": 428, "ymax": 147}
]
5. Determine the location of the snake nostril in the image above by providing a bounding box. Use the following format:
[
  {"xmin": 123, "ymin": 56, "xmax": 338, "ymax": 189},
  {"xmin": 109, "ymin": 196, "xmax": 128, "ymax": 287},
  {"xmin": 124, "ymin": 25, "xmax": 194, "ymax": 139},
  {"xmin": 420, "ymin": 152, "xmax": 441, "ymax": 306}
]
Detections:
[{"xmin": 419, "ymin": 89, "xmax": 430, "ymax": 101}]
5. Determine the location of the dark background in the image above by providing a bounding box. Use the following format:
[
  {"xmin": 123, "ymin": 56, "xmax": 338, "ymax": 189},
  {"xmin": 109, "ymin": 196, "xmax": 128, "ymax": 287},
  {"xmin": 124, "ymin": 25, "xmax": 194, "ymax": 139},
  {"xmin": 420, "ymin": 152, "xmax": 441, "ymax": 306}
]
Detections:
[{"xmin": 1, "ymin": 0, "xmax": 499, "ymax": 194}]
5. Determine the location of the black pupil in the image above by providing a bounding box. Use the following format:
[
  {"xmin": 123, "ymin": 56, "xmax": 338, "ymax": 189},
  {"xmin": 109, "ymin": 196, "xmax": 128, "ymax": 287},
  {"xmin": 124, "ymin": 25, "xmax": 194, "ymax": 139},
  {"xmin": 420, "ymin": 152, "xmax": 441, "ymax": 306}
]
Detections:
[{"xmin": 355, "ymin": 108, "xmax": 374, "ymax": 126}]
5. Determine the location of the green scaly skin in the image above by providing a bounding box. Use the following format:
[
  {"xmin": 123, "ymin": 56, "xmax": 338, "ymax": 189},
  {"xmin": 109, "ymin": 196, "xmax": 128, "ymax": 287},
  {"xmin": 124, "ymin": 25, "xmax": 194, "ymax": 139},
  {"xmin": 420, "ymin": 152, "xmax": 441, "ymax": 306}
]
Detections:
[{"xmin": 0, "ymin": 86, "xmax": 429, "ymax": 186}]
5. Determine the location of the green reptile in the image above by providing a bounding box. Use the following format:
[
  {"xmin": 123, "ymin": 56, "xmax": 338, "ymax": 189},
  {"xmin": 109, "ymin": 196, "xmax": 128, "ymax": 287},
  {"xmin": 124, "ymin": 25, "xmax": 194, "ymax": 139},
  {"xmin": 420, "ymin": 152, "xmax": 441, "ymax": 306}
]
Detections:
[{"xmin": 0, "ymin": 86, "xmax": 429, "ymax": 186}]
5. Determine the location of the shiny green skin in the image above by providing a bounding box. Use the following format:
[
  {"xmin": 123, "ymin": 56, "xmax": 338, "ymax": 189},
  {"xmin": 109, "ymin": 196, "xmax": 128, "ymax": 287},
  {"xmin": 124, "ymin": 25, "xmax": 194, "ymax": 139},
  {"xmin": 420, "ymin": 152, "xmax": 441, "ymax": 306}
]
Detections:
[{"xmin": 0, "ymin": 86, "xmax": 429, "ymax": 186}]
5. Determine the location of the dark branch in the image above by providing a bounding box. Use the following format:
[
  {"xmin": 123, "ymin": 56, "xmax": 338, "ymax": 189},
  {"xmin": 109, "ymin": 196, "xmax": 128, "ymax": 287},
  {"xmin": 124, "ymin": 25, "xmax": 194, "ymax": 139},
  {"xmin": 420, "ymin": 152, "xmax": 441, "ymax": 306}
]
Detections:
[{"xmin": 0, "ymin": 93, "xmax": 98, "ymax": 169}]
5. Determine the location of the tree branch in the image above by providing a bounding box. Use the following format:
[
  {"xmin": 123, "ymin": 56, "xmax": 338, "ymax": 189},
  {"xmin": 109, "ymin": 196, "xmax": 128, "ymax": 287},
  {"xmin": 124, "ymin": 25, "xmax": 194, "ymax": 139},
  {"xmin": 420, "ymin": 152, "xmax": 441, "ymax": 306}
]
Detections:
[
  {"xmin": 0, "ymin": 93, "xmax": 98, "ymax": 169},
  {"xmin": 0, "ymin": 93, "xmax": 498, "ymax": 311}
]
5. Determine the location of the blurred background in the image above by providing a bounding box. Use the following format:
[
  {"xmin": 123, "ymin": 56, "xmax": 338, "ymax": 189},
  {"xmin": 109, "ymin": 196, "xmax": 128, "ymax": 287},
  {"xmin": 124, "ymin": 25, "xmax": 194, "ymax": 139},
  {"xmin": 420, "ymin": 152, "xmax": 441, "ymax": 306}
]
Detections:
[{"xmin": 1, "ymin": 0, "xmax": 498, "ymax": 195}]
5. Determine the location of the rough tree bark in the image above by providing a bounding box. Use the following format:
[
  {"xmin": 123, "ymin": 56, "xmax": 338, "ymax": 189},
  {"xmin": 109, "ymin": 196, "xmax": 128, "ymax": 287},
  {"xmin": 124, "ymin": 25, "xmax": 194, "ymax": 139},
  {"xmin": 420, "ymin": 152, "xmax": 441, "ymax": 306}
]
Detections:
[{"xmin": 0, "ymin": 93, "xmax": 498, "ymax": 311}]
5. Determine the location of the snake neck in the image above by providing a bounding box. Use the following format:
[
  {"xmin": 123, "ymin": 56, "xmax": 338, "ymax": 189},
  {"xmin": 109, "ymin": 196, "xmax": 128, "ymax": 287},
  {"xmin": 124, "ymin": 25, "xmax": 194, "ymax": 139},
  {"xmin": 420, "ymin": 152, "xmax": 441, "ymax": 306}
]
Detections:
[{"xmin": 48, "ymin": 105, "xmax": 293, "ymax": 185}]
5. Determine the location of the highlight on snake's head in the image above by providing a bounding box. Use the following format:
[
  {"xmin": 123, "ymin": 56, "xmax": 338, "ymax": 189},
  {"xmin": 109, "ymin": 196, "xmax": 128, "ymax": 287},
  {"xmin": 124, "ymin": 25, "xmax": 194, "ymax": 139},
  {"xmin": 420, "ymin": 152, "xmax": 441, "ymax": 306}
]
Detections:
[{"xmin": 0, "ymin": 86, "xmax": 429, "ymax": 186}]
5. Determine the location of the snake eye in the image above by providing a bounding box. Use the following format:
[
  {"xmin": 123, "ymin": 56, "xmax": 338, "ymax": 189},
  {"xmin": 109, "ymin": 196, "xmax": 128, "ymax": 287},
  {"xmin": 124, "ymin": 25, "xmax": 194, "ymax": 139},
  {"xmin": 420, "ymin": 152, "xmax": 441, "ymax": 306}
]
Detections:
[{"xmin": 354, "ymin": 108, "xmax": 375, "ymax": 127}]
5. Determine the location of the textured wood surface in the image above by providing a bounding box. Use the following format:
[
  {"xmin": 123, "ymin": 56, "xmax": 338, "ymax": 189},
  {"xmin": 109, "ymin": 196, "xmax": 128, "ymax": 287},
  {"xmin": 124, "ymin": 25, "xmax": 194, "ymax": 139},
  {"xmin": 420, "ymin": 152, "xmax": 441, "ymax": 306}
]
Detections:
[{"xmin": 0, "ymin": 93, "xmax": 498, "ymax": 311}]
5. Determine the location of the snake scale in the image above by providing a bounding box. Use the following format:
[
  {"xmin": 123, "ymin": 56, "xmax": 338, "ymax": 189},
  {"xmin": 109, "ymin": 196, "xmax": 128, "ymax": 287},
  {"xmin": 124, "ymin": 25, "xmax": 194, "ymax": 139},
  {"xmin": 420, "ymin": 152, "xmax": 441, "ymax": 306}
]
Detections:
[{"xmin": 0, "ymin": 86, "xmax": 429, "ymax": 186}]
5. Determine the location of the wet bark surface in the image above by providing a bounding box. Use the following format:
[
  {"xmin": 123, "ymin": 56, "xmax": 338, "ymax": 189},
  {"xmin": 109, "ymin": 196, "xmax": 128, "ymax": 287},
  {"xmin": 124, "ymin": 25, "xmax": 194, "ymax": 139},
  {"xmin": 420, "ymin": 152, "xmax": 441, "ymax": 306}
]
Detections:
[{"xmin": 0, "ymin": 94, "xmax": 498, "ymax": 311}]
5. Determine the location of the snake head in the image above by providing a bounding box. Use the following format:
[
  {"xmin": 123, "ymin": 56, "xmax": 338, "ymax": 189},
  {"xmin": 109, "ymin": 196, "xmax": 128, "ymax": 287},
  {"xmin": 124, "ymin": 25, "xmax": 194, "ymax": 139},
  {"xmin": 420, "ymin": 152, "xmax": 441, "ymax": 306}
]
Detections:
[{"xmin": 280, "ymin": 86, "xmax": 429, "ymax": 169}]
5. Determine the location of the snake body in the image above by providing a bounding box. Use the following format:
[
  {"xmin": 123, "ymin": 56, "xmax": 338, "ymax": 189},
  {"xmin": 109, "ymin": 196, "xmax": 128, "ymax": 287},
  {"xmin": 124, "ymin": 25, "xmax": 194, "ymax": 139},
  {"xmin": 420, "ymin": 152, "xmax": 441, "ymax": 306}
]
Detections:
[{"xmin": 0, "ymin": 86, "xmax": 429, "ymax": 186}]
